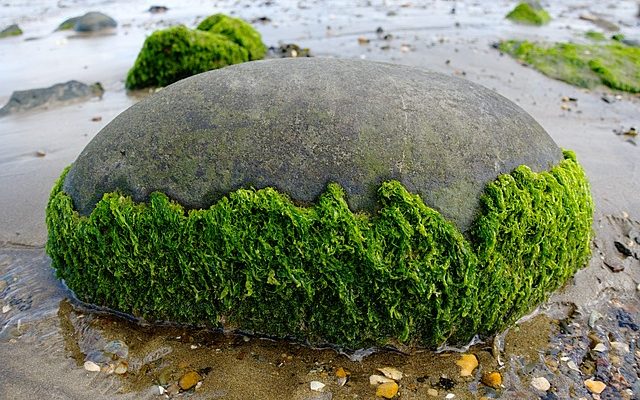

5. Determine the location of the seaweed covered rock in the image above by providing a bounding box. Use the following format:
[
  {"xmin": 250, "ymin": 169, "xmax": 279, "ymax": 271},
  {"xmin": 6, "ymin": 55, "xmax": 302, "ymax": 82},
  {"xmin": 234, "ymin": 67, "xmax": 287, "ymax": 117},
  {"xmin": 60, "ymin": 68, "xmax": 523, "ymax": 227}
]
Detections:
[
  {"xmin": 506, "ymin": 1, "xmax": 551, "ymax": 25},
  {"xmin": 500, "ymin": 40, "xmax": 640, "ymax": 93},
  {"xmin": 197, "ymin": 14, "xmax": 266, "ymax": 61},
  {"xmin": 47, "ymin": 58, "xmax": 593, "ymax": 348},
  {"xmin": 0, "ymin": 24, "xmax": 23, "ymax": 39},
  {"xmin": 126, "ymin": 14, "xmax": 265, "ymax": 89}
]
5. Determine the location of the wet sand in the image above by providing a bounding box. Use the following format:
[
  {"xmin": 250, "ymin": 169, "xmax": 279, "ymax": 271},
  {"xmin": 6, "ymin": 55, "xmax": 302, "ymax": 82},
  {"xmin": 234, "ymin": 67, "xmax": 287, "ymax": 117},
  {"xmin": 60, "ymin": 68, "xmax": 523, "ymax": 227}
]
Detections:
[{"xmin": 1, "ymin": 1, "xmax": 639, "ymax": 399}]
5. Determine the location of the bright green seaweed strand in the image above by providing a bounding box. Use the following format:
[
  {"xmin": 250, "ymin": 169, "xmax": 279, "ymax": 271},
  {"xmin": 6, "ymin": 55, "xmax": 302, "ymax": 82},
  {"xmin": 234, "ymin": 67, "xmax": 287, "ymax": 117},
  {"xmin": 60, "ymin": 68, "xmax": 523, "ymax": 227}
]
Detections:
[{"xmin": 46, "ymin": 151, "xmax": 593, "ymax": 348}]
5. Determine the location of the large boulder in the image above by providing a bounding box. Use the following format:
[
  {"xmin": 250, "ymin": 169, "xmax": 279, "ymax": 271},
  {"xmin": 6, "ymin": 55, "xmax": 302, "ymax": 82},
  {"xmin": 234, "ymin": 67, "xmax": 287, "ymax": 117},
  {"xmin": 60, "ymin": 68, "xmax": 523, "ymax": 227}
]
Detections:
[
  {"xmin": 67, "ymin": 58, "xmax": 561, "ymax": 232},
  {"xmin": 56, "ymin": 12, "xmax": 116, "ymax": 32},
  {"xmin": 48, "ymin": 58, "xmax": 593, "ymax": 348}
]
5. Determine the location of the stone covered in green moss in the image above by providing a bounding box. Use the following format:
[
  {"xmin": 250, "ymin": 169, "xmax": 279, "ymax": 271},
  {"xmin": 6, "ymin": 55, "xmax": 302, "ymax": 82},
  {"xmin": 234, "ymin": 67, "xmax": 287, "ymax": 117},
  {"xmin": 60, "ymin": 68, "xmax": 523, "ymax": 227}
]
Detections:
[
  {"xmin": 197, "ymin": 14, "xmax": 266, "ymax": 60},
  {"xmin": 46, "ymin": 151, "xmax": 592, "ymax": 348},
  {"xmin": 500, "ymin": 40, "xmax": 640, "ymax": 93},
  {"xmin": 585, "ymin": 30, "xmax": 606, "ymax": 42},
  {"xmin": 125, "ymin": 14, "xmax": 265, "ymax": 89},
  {"xmin": 505, "ymin": 2, "xmax": 551, "ymax": 25},
  {"xmin": 0, "ymin": 24, "xmax": 22, "ymax": 38}
]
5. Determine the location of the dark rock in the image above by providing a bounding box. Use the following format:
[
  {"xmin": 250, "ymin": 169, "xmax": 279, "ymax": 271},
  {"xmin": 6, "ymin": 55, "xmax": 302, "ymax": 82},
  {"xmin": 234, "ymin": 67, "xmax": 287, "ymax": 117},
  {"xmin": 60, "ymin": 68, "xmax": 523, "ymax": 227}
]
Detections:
[
  {"xmin": 57, "ymin": 12, "xmax": 117, "ymax": 32},
  {"xmin": 0, "ymin": 81, "xmax": 104, "ymax": 117},
  {"xmin": 148, "ymin": 6, "xmax": 169, "ymax": 14},
  {"xmin": 614, "ymin": 241, "xmax": 633, "ymax": 257},
  {"xmin": 0, "ymin": 24, "xmax": 22, "ymax": 39},
  {"xmin": 615, "ymin": 309, "xmax": 639, "ymax": 331},
  {"xmin": 63, "ymin": 58, "xmax": 562, "ymax": 232},
  {"xmin": 267, "ymin": 43, "xmax": 311, "ymax": 58}
]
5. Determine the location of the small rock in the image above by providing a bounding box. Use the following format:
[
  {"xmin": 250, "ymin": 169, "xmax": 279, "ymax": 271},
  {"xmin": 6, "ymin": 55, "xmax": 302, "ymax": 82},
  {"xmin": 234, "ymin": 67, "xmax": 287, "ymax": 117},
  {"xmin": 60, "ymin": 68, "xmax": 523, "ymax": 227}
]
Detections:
[
  {"xmin": 83, "ymin": 361, "xmax": 101, "ymax": 372},
  {"xmin": 165, "ymin": 383, "xmax": 180, "ymax": 396},
  {"xmin": 611, "ymin": 341, "xmax": 630, "ymax": 354},
  {"xmin": 310, "ymin": 381, "xmax": 325, "ymax": 392},
  {"xmin": 427, "ymin": 388, "xmax": 438, "ymax": 397},
  {"xmin": 377, "ymin": 367, "xmax": 403, "ymax": 381},
  {"xmin": 74, "ymin": 12, "xmax": 117, "ymax": 32},
  {"xmin": 593, "ymin": 343, "xmax": 607, "ymax": 353},
  {"xmin": 104, "ymin": 339, "xmax": 128, "ymax": 359},
  {"xmin": 179, "ymin": 371, "xmax": 201, "ymax": 391},
  {"xmin": 148, "ymin": 6, "xmax": 169, "ymax": 14},
  {"xmin": 114, "ymin": 360, "xmax": 128, "ymax": 374},
  {"xmin": 400, "ymin": 44, "xmax": 411, "ymax": 52},
  {"xmin": 376, "ymin": 381, "xmax": 399, "ymax": 398},
  {"xmin": 531, "ymin": 376, "xmax": 551, "ymax": 392},
  {"xmin": 567, "ymin": 360, "xmax": 580, "ymax": 371},
  {"xmin": 336, "ymin": 367, "xmax": 349, "ymax": 386},
  {"xmin": 0, "ymin": 24, "xmax": 22, "ymax": 39},
  {"xmin": 157, "ymin": 385, "xmax": 166, "ymax": 395},
  {"xmin": 2, "ymin": 305, "xmax": 11, "ymax": 313},
  {"xmin": 91, "ymin": 116, "xmax": 102, "ymax": 122},
  {"xmin": 456, "ymin": 354, "xmax": 478, "ymax": 377},
  {"xmin": 614, "ymin": 241, "xmax": 633, "ymax": 257},
  {"xmin": 0, "ymin": 81, "xmax": 104, "ymax": 117},
  {"xmin": 358, "ymin": 36, "xmax": 370, "ymax": 45},
  {"xmin": 445, "ymin": 394, "xmax": 455, "ymax": 399},
  {"xmin": 585, "ymin": 379, "xmax": 606, "ymax": 394},
  {"xmin": 35, "ymin": 150, "xmax": 46, "ymax": 157},
  {"xmin": 481, "ymin": 371, "xmax": 502, "ymax": 389},
  {"xmin": 370, "ymin": 375, "xmax": 395, "ymax": 385}
]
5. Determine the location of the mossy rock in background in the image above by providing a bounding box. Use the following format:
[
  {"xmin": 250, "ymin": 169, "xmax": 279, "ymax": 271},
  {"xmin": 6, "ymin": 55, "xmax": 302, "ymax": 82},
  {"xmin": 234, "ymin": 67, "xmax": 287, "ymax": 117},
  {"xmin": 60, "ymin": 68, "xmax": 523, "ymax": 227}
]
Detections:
[
  {"xmin": 48, "ymin": 58, "xmax": 593, "ymax": 348},
  {"xmin": 500, "ymin": 40, "xmax": 640, "ymax": 93},
  {"xmin": 506, "ymin": 2, "xmax": 551, "ymax": 26},
  {"xmin": 125, "ymin": 14, "xmax": 265, "ymax": 89},
  {"xmin": 0, "ymin": 24, "xmax": 23, "ymax": 38},
  {"xmin": 197, "ymin": 14, "xmax": 266, "ymax": 61}
]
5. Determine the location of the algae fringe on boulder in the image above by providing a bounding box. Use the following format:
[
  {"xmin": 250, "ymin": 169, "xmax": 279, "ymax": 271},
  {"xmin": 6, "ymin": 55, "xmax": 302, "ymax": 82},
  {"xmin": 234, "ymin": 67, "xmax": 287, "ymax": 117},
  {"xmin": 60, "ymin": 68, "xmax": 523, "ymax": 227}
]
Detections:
[
  {"xmin": 46, "ymin": 151, "xmax": 593, "ymax": 348},
  {"xmin": 500, "ymin": 40, "xmax": 640, "ymax": 93},
  {"xmin": 505, "ymin": 2, "xmax": 551, "ymax": 26},
  {"xmin": 125, "ymin": 14, "xmax": 265, "ymax": 89}
]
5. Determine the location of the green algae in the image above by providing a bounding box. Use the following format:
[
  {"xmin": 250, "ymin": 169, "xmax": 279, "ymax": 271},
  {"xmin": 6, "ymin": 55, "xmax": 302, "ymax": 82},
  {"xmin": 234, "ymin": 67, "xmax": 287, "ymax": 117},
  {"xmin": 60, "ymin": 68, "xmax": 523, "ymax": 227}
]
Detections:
[
  {"xmin": 500, "ymin": 40, "xmax": 640, "ymax": 93},
  {"xmin": 46, "ymin": 151, "xmax": 592, "ymax": 348},
  {"xmin": 125, "ymin": 14, "xmax": 265, "ymax": 89},
  {"xmin": 0, "ymin": 24, "xmax": 23, "ymax": 38},
  {"xmin": 585, "ymin": 31, "xmax": 606, "ymax": 42},
  {"xmin": 505, "ymin": 2, "xmax": 551, "ymax": 26},
  {"xmin": 197, "ymin": 14, "xmax": 266, "ymax": 61}
]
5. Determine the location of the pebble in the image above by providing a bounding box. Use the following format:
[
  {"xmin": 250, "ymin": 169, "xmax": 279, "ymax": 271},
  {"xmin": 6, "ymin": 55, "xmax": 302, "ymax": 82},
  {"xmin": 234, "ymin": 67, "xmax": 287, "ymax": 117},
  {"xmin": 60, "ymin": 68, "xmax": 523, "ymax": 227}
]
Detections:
[
  {"xmin": 336, "ymin": 367, "xmax": 349, "ymax": 386},
  {"xmin": 179, "ymin": 371, "xmax": 201, "ymax": 391},
  {"xmin": 103, "ymin": 339, "xmax": 129, "ymax": 359},
  {"xmin": 83, "ymin": 361, "xmax": 101, "ymax": 372},
  {"xmin": 2, "ymin": 305, "xmax": 11, "ymax": 313},
  {"xmin": 0, "ymin": 279, "xmax": 7, "ymax": 291},
  {"xmin": 358, "ymin": 36, "xmax": 370, "ymax": 45},
  {"xmin": 611, "ymin": 341, "xmax": 630, "ymax": 354},
  {"xmin": 370, "ymin": 374, "xmax": 395, "ymax": 385},
  {"xmin": 445, "ymin": 394, "xmax": 455, "ymax": 399},
  {"xmin": 375, "ymin": 381, "xmax": 398, "ymax": 398},
  {"xmin": 310, "ymin": 381, "xmax": 325, "ymax": 392},
  {"xmin": 377, "ymin": 367, "xmax": 403, "ymax": 381},
  {"xmin": 456, "ymin": 354, "xmax": 478, "ymax": 377},
  {"xmin": 584, "ymin": 379, "xmax": 606, "ymax": 394},
  {"xmin": 481, "ymin": 371, "xmax": 502, "ymax": 389},
  {"xmin": 531, "ymin": 376, "xmax": 551, "ymax": 392},
  {"xmin": 157, "ymin": 386, "xmax": 165, "ymax": 395},
  {"xmin": 114, "ymin": 360, "xmax": 128, "ymax": 375},
  {"xmin": 166, "ymin": 383, "xmax": 180, "ymax": 396},
  {"xmin": 427, "ymin": 388, "xmax": 438, "ymax": 396},
  {"xmin": 593, "ymin": 343, "xmax": 607, "ymax": 353},
  {"xmin": 567, "ymin": 360, "xmax": 580, "ymax": 372}
]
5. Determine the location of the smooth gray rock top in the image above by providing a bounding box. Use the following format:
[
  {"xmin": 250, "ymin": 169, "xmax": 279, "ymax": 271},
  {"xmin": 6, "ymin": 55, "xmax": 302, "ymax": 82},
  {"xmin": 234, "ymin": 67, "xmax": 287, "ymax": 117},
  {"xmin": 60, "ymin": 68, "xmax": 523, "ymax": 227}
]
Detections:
[
  {"xmin": 63, "ymin": 58, "xmax": 562, "ymax": 232},
  {"xmin": 0, "ymin": 81, "xmax": 104, "ymax": 117},
  {"xmin": 57, "ymin": 12, "xmax": 117, "ymax": 32}
]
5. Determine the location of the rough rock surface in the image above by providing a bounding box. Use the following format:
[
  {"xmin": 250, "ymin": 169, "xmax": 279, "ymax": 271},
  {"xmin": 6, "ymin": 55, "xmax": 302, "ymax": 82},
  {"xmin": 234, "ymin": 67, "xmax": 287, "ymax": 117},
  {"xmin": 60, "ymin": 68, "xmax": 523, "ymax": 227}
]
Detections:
[
  {"xmin": 0, "ymin": 81, "xmax": 104, "ymax": 117},
  {"xmin": 63, "ymin": 58, "xmax": 562, "ymax": 231}
]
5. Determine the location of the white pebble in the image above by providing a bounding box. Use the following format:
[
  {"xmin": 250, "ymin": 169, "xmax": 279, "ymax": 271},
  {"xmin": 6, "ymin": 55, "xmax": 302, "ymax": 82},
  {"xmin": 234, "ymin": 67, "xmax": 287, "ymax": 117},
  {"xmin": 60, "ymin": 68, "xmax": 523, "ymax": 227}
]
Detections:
[
  {"xmin": 158, "ymin": 386, "xmax": 166, "ymax": 395},
  {"xmin": 83, "ymin": 361, "xmax": 101, "ymax": 372},
  {"xmin": 593, "ymin": 343, "xmax": 607, "ymax": 352},
  {"xmin": 611, "ymin": 341, "xmax": 630, "ymax": 354},
  {"xmin": 445, "ymin": 394, "xmax": 455, "ymax": 399},
  {"xmin": 2, "ymin": 305, "xmax": 10, "ymax": 313},
  {"xmin": 567, "ymin": 360, "xmax": 580, "ymax": 371},
  {"xmin": 310, "ymin": 381, "xmax": 325, "ymax": 392},
  {"xmin": 531, "ymin": 376, "xmax": 551, "ymax": 391}
]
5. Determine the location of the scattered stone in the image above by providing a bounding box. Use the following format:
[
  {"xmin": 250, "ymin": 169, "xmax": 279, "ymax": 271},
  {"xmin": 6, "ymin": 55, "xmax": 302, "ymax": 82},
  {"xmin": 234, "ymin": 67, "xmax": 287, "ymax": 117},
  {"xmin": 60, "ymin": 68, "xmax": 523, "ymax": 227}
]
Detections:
[
  {"xmin": 579, "ymin": 13, "xmax": 619, "ymax": 31},
  {"xmin": 0, "ymin": 24, "xmax": 23, "ymax": 39},
  {"xmin": 0, "ymin": 81, "xmax": 104, "ymax": 117},
  {"xmin": 91, "ymin": 116, "xmax": 102, "ymax": 122},
  {"xmin": 400, "ymin": 44, "xmax": 411, "ymax": 52},
  {"xmin": 148, "ymin": 6, "xmax": 169, "ymax": 14},
  {"xmin": 445, "ymin": 394, "xmax": 455, "ymax": 399},
  {"xmin": 481, "ymin": 371, "xmax": 502, "ymax": 389},
  {"xmin": 567, "ymin": 360, "xmax": 580, "ymax": 372},
  {"xmin": 2, "ymin": 305, "xmax": 11, "ymax": 313},
  {"xmin": 376, "ymin": 381, "xmax": 399, "ymax": 398},
  {"xmin": 377, "ymin": 367, "xmax": 403, "ymax": 381},
  {"xmin": 427, "ymin": 388, "xmax": 438, "ymax": 396},
  {"xmin": 584, "ymin": 379, "xmax": 607, "ymax": 394},
  {"xmin": 593, "ymin": 343, "xmax": 607, "ymax": 353},
  {"xmin": 157, "ymin": 386, "xmax": 166, "ymax": 395},
  {"xmin": 370, "ymin": 375, "xmax": 395, "ymax": 385},
  {"xmin": 611, "ymin": 341, "xmax": 630, "ymax": 354},
  {"xmin": 336, "ymin": 367, "xmax": 349, "ymax": 386},
  {"xmin": 114, "ymin": 360, "xmax": 128, "ymax": 374},
  {"xmin": 72, "ymin": 12, "xmax": 117, "ymax": 33},
  {"xmin": 178, "ymin": 371, "xmax": 201, "ymax": 391},
  {"xmin": 104, "ymin": 339, "xmax": 129, "ymax": 359},
  {"xmin": 310, "ymin": 381, "xmax": 325, "ymax": 392},
  {"xmin": 456, "ymin": 354, "xmax": 478, "ymax": 377},
  {"xmin": 251, "ymin": 16, "xmax": 271, "ymax": 24},
  {"xmin": 35, "ymin": 150, "xmax": 47, "ymax": 157},
  {"xmin": 267, "ymin": 43, "xmax": 311, "ymax": 58},
  {"xmin": 614, "ymin": 241, "xmax": 633, "ymax": 257},
  {"xmin": 531, "ymin": 376, "xmax": 551, "ymax": 391},
  {"xmin": 83, "ymin": 360, "xmax": 101, "ymax": 372},
  {"xmin": 165, "ymin": 383, "xmax": 180, "ymax": 396},
  {"xmin": 358, "ymin": 36, "xmax": 370, "ymax": 45}
]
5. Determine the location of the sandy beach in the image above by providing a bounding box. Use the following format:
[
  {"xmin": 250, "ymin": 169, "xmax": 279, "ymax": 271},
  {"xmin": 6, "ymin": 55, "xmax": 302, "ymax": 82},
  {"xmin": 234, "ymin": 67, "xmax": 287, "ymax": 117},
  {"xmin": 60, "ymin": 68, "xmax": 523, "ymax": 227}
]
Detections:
[{"xmin": 1, "ymin": 1, "xmax": 639, "ymax": 399}]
